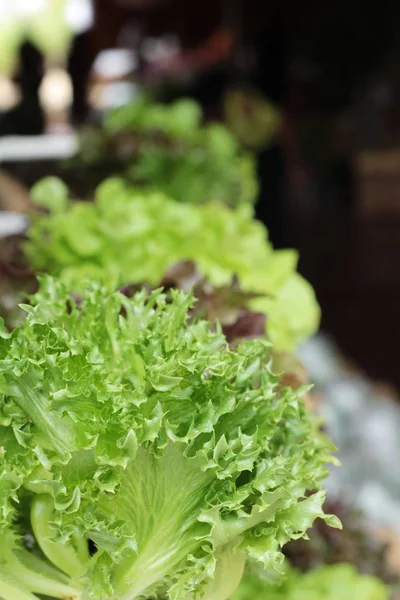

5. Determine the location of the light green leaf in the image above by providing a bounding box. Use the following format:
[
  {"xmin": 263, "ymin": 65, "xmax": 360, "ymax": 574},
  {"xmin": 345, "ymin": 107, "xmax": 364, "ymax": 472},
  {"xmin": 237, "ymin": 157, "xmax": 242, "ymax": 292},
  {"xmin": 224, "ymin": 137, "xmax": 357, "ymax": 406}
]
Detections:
[{"xmin": 31, "ymin": 178, "xmax": 69, "ymax": 214}]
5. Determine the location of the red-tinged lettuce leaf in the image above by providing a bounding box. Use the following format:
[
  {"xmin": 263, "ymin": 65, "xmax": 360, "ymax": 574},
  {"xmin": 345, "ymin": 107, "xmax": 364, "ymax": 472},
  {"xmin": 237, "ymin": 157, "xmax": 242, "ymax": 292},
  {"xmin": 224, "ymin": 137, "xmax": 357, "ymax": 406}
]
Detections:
[{"xmin": 161, "ymin": 261, "xmax": 265, "ymax": 337}]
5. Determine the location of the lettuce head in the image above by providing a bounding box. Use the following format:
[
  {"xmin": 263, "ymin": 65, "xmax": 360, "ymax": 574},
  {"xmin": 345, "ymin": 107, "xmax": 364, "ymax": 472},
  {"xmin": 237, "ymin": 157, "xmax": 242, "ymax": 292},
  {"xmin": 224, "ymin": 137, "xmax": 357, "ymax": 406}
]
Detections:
[{"xmin": 0, "ymin": 278, "xmax": 337, "ymax": 600}]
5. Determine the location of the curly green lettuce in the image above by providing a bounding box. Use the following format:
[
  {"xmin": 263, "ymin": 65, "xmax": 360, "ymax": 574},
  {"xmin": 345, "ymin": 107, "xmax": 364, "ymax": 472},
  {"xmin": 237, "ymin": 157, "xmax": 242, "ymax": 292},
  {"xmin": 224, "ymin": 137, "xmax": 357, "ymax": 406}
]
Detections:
[
  {"xmin": 0, "ymin": 278, "xmax": 338, "ymax": 600},
  {"xmin": 231, "ymin": 563, "xmax": 389, "ymax": 600},
  {"xmin": 119, "ymin": 259, "xmax": 267, "ymax": 346},
  {"xmin": 24, "ymin": 178, "xmax": 320, "ymax": 351}
]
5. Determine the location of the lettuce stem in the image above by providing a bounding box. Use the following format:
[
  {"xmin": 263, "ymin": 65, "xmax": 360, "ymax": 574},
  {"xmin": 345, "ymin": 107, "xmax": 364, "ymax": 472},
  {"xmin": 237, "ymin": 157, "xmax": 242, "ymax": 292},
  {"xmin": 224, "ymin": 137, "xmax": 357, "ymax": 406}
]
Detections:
[
  {"xmin": 13, "ymin": 565, "xmax": 81, "ymax": 599},
  {"xmin": 0, "ymin": 579, "xmax": 38, "ymax": 600},
  {"xmin": 15, "ymin": 547, "xmax": 71, "ymax": 584},
  {"xmin": 30, "ymin": 494, "xmax": 86, "ymax": 579},
  {"xmin": 2, "ymin": 552, "xmax": 82, "ymax": 599}
]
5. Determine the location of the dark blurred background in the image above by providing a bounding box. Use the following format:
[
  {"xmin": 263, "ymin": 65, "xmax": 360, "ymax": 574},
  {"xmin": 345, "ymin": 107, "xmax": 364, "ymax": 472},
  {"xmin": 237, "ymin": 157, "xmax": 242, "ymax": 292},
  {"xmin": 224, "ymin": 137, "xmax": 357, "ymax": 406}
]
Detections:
[{"xmin": 1, "ymin": 0, "xmax": 400, "ymax": 388}]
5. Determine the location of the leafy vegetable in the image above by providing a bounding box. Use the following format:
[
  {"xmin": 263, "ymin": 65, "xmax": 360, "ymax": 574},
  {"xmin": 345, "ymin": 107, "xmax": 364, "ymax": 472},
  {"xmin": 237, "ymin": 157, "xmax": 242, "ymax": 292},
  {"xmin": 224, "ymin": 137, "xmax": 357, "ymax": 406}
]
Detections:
[
  {"xmin": 25, "ymin": 178, "xmax": 320, "ymax": 351},
  {"xmin": 232, "ymin": 563, "xmax": 389, "ymax": 600},
  {"xmin": 69, "ymin": 98, "xmax": 258, "ymax": 206},
  {"xmin": 0, "ymin": 278, "xmax": 338, "ymax": 599}
]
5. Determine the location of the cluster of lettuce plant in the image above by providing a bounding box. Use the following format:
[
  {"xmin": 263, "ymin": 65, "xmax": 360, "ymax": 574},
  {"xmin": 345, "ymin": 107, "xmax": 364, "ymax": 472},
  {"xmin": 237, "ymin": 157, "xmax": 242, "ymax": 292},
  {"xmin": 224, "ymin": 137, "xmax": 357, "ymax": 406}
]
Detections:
[
  {"xmin": 24, "ymin": 177, "xmax": 320, "ymax": 351},
  {"xmin": 232, "ymin": 562, "xmax": 389, "ymax": 600},
  {"xmin": 70, "ymin": 98, "xmax": 258, "ymax": 206},
  {"xmin": 0, "ymin": 277, "xmax": 339, "ymax": 600}
]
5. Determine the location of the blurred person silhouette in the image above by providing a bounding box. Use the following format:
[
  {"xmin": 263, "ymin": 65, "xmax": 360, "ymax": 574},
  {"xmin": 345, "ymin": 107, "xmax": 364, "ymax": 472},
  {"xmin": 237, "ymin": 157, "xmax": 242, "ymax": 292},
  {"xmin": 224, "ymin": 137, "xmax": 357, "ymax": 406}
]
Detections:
[{"xmin": 0, "ymin": 41, "xmax": 45, "ymax": 136}]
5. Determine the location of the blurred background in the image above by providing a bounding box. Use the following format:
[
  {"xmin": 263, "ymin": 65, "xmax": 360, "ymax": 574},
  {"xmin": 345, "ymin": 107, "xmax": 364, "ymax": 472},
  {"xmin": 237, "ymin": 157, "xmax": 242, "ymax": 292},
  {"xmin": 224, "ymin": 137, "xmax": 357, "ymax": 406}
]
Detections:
[{"xmin": 1, "ymin": 0, "xmax": 400, "ymax": 580}]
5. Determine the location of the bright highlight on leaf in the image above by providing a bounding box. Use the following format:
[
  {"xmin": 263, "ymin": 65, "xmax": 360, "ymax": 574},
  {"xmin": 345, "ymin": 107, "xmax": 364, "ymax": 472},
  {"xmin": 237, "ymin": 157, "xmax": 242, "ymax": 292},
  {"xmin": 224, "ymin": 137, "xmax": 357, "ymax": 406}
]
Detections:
[{"xmin": 0, "ymin": 278, "xmax": 337, "ymax": 599}]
